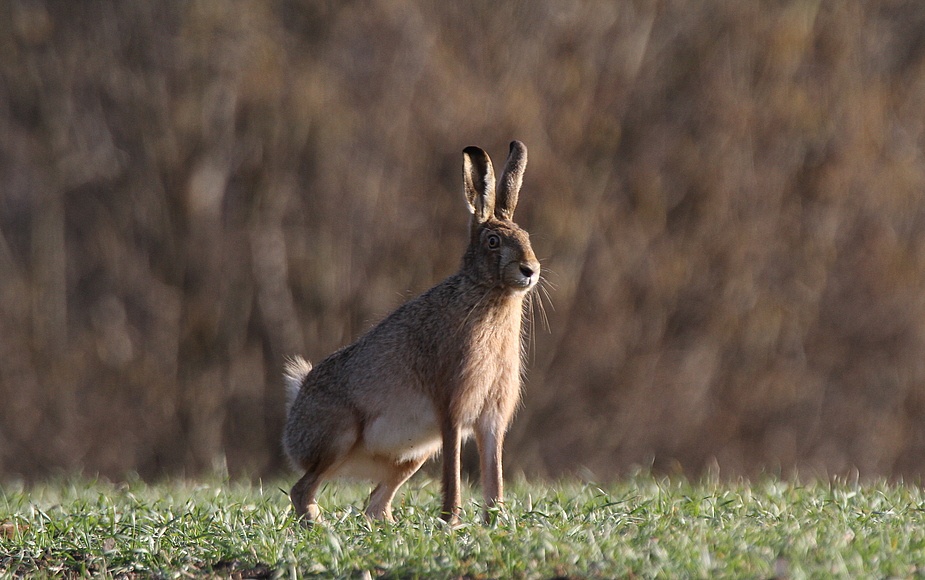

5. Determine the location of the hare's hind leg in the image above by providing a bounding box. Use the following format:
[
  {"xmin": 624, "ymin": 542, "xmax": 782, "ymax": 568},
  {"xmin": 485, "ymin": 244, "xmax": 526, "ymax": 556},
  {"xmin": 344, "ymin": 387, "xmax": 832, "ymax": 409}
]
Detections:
[
  {"xmin": 288, "ymin": 419, "xmax": 360, "ymax": 525},
  {"xmin": 290, "ymin": 440, "xmax": 356, "ymax": 525},
  {"xmin": 290, "ymin": 469, "xmax": 325, "ymax": 523},
  {"xmin": 365, "ymin": 456, "xmax": 428, "ymax": 521}
]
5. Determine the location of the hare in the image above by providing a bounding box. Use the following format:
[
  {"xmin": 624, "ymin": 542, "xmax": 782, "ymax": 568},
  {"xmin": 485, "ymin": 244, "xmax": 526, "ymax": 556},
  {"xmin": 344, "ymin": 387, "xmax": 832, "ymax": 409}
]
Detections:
[{"xmin": 282, "ymin": 141, "xmax": 540, "ymax": 525}]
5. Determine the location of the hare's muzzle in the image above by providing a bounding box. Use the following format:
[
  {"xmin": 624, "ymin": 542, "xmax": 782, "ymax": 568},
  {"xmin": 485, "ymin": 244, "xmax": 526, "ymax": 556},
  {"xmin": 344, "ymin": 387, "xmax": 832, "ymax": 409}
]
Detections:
[{"xmin": 511, "ymin": 259, "xmax": 540, "ymax": 291}]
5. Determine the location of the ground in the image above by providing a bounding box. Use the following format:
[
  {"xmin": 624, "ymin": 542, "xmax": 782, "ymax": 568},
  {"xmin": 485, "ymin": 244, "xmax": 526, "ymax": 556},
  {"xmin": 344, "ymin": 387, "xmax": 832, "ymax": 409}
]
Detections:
[{"xmin": 2, "ymin": 473, "xmax": 924, "ymax": 578}]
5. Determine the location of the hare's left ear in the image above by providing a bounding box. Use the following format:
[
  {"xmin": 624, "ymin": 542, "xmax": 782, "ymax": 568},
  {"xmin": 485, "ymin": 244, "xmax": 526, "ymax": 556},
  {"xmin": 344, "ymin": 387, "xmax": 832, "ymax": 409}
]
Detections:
[
  {"xmin": 463, "ymin": 146, "xmax": 495, "ymax": 224},
  {"xmin": 495, "ymin": 141, "xmax": 527, "ymax": 220}
]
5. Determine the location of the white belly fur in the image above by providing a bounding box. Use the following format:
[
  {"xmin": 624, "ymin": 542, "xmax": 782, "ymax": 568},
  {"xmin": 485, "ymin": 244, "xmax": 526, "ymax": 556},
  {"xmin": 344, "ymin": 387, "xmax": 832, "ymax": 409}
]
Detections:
[
  {"xmin": 362, "ymin": 394, "xmax": 441, "ymax": 461},
  {"xmin": 328, "ymin": 393, "xmax": 479, "ymax": 481}
]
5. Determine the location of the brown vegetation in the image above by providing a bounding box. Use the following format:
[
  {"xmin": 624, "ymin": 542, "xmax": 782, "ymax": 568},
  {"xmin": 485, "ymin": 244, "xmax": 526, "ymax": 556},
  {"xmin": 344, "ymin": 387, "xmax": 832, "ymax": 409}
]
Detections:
[{"xmin": 2, "ymin": 1, "xmax": 925, "ymax": 481}]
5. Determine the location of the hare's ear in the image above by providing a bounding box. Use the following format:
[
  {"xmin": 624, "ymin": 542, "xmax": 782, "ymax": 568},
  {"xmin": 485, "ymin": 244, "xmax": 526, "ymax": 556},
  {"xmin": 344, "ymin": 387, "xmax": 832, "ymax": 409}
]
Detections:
[
  {"xmin": 495, "ymin": 141, "xmax": 527, "ymax": 220},
  {"xmin": 463, "ymin": 146, "xmax": 495, "ymax": 224}
]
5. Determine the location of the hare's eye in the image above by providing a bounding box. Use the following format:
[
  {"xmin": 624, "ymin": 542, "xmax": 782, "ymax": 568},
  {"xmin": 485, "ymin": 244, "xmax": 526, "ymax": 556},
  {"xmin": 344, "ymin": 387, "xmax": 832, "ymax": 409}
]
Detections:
[{"xmin": 486, "ymin": 233, "xmax": 501, "ymax": 249}]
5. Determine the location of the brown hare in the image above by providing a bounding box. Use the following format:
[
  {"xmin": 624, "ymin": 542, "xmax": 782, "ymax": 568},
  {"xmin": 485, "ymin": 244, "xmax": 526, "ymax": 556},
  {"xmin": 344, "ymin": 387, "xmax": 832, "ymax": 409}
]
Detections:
[{"xmin": 282, "ymin": 141, "xmax": 540, "ymax": 525}]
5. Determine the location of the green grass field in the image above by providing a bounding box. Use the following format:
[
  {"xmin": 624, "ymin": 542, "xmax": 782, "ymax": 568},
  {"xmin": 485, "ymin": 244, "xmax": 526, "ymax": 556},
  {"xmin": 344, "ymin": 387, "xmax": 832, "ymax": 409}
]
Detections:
[{"xmin": 2, "ymin": 473, "xmax": 925, "ymax": 578}]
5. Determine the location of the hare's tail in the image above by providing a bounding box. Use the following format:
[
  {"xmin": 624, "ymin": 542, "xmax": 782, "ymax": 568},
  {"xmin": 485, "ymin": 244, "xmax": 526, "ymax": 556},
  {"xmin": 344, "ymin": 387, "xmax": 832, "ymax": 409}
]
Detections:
[{"xmin": 283, "ymin": 355, "xmax": 313, "ymax": 415}]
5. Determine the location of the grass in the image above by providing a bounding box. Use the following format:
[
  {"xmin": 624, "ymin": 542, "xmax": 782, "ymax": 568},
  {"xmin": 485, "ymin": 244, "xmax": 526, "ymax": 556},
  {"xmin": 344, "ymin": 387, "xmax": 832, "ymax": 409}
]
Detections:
[{"xmin": 2, "ymin": 473, "xmax": 925, "ymax": 578}]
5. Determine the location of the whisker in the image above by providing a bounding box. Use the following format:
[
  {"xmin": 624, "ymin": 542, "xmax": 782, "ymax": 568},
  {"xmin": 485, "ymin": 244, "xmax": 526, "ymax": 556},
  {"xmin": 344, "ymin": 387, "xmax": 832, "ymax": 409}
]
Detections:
[
  {"xmin": 534, "ymin": 281, "xmax": 552, "ymax": 333},
  {"xmin": 524, "ymin": 294, "xmax": 532, "ymax": 363},
  {"xmin": 529, "ymin": 291, "xmax": 538, "ymax": 361},
  {"xmin": 525, "ymin": 294, "xmax": 532, "ymax": 343},
  {"xmin": 540, "ymin": 294, "xmax": 556, "ymax": 330},
  {"xmin": 538, "ymin": 264, "xmax": 560, "ymax": 291},
  {"xmin": 537, "ymin": 276, "xmax": 551, "ymax": 301},
  {"xmin": 537, "ymin": 294, "xmax": 550, "ymax": 334}
]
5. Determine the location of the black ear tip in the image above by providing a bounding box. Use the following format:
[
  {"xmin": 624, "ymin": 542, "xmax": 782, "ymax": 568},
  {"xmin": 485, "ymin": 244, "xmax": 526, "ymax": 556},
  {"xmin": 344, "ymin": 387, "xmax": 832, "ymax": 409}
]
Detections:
[
  {"xmin": 463, "ymin": 146, "xmax": 485, "ymax": 157},
  {"xmin": 509, "ymin": 140, "xmax": 526, "ymax": 153}
]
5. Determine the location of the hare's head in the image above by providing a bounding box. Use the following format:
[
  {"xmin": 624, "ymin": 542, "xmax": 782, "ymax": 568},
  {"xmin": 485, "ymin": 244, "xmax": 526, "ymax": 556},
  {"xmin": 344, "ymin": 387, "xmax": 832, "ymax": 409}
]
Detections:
[{"xmin": 461, "ymin": 141, "xmax": 540, "ymax": 294}]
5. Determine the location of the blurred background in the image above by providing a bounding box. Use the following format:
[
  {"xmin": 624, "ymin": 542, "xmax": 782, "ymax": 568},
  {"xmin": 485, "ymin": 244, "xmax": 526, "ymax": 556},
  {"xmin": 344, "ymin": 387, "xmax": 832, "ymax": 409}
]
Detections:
[{"xmin": 3, "ymin": 0, "xmax": 925, "ymax": 482}]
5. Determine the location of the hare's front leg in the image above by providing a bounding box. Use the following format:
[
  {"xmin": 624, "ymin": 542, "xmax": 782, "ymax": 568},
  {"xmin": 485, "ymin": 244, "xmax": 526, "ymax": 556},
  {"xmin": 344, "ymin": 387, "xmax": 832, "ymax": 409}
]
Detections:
[
  {"xmin": 475, "ymin": 412, "xmax": 507, "ymax": 520},
  {"xmin": 440, "ymin": 419, "xmax": 462, "ymax": 524}
]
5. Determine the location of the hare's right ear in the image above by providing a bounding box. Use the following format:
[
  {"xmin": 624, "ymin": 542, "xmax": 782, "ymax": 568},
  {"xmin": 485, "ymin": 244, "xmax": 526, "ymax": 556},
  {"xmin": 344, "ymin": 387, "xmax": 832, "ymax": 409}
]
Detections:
[
  {"xmin": 495, "ymin": 141, "xmax": 527, "ymax": 220},
  {"xmin": 463, "ymin": 146, "xmax": 495, "ymax": 224}
]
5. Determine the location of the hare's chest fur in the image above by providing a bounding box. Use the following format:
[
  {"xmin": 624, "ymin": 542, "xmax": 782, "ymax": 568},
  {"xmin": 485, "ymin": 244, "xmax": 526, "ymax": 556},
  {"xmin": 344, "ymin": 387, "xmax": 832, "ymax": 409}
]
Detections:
[{"xmin": 450, "ymin": 305, "xmax": 523, "ymax": 425}]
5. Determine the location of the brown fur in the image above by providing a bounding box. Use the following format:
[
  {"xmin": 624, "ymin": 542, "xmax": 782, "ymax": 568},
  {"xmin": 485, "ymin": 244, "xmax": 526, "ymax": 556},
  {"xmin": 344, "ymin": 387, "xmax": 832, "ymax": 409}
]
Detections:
[{"xmin": 282, "ymin": 141, "xmax": 539, "ymax": 525}]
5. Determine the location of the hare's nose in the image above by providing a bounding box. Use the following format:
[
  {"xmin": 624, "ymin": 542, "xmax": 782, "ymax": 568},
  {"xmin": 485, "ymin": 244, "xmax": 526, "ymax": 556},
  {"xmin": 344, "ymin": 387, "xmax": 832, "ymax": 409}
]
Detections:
[{"xmin": 519, "ymin": 264, "xmax": 536, "ymax": 278}]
